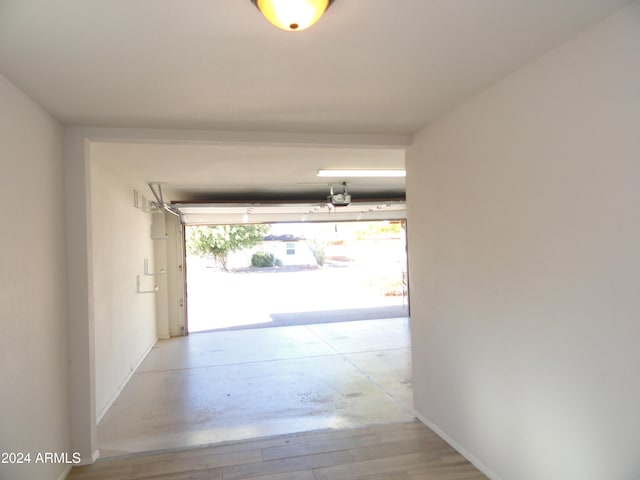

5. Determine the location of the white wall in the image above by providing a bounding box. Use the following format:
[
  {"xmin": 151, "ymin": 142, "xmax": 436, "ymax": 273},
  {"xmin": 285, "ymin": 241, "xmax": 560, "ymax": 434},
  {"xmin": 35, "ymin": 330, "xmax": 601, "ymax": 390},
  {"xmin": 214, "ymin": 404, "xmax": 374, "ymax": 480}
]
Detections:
[
  {"xmin": 0, "ymin": 75, "xmax": 71, "ymax": 480},
  {"xmin": 155, "ymin": 211, "xmax": 186, "ymax": 338},
  {"xmin": 152, "ymin": 211, "xmax": 171, "ymax": 339},
  {"xmin": 166, "ymin": 213, "xmax": 186, "ymax": 337},
  {"xmin": 406, "ymin": 3, "xmax": 640, "ymax": 480},
  {"xmin": 270, "ymin": 241, "xmax": 317, "ymax": 267},
  {"xmin": 90, "ymin": 160, "xmax": 157, "ymax": 420}
]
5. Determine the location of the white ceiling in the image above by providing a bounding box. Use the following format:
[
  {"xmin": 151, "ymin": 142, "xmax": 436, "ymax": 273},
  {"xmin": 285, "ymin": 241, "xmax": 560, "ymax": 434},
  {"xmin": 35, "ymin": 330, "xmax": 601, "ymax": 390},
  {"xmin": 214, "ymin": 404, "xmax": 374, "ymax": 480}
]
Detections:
[
  {"xmin": 0, "ymin": 0, "xmax": 630, "ymax": 203},
  {"xmin": 0, "ymin": 0, "xmax": 629, "ymax": 135}
]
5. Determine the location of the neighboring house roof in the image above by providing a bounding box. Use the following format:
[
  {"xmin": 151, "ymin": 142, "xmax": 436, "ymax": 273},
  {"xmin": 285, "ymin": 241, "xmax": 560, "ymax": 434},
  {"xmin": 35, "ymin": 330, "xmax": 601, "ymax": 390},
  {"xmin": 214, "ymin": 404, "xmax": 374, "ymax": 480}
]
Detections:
[{"xmin": 263, "ymin": 234, "xmax": 303, "ymax": 242}]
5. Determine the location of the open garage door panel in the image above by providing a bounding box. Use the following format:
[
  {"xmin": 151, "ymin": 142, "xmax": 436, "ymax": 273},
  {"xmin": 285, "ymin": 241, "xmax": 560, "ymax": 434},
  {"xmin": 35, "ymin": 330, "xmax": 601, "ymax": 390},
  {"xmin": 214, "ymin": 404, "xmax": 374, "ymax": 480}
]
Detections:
[{"xmin": 173, "ymin": 200, "xmax": 406, "ymax": 225}]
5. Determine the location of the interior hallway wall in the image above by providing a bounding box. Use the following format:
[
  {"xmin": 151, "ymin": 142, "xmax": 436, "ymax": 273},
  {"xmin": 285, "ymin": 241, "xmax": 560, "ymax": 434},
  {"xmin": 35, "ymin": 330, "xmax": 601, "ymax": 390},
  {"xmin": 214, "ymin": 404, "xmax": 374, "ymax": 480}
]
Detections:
[
  {"xmin": 90, "ymin": 160, "xmax": 158, "ymax": 420},
  {"xmin": 406, "ymin": 3, "xmax": 640, "ymax": 480},
  {"xmin": 0, "ymin": 75, "xmax": 71, "ymax": 480}
]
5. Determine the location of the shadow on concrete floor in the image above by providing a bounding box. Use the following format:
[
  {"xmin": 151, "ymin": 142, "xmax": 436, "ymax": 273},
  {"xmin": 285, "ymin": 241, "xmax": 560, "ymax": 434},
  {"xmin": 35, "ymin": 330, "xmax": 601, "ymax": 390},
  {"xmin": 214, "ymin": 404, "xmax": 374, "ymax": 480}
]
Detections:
[{"xmin": 194, "ymin": 304, "xmax": 409, "ymax": 333}]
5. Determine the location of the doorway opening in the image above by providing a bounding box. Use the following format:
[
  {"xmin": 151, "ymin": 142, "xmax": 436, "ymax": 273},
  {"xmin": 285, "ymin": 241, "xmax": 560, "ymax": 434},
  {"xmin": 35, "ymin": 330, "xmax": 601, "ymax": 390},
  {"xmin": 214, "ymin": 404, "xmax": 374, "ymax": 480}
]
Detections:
[
  {"xmin": 97, "ymin": 218, "xmax": 413, "ymax": 457},
  {"xmin": 185, "ymin": 220, "xmax": 408, "ymax": 333}
]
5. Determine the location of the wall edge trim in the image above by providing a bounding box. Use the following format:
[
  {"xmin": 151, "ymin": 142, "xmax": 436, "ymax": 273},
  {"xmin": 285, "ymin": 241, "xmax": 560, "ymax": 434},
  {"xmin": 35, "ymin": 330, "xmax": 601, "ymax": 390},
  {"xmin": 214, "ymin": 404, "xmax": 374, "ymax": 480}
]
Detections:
[
  {"xmin": 57, "ymin": 464, "xmax": 73, "ymax": 480},
  {"xmin": 95, "ymin": 337, "xmax": 158, "ymax": 423},
  {"xmin": 414, "ymin": 410, "xmax": 503, "ymax": 480}
]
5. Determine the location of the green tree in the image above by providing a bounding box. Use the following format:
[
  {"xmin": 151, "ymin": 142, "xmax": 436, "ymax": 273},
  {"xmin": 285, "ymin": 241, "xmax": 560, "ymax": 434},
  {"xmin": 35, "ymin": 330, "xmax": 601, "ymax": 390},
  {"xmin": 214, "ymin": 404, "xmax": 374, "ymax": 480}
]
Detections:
[
  {"xmin": 187, "ymin": 224, "xmax": 269, "ymax": 271},
  {"xmin": 353, "ymin": 221, "xmax": 404, "ymax": 239}
]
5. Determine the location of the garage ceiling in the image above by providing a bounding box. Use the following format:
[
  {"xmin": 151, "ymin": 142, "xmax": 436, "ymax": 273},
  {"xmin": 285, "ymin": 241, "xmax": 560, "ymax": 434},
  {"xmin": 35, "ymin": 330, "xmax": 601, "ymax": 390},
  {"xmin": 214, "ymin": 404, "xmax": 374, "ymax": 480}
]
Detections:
[
  {"xmin": 90, "ymin": 140, "xmax": 406, "ymax": 202},
  {"xmin": 91, "ymin": 138, "xmax": 407, "ymax": 223}
]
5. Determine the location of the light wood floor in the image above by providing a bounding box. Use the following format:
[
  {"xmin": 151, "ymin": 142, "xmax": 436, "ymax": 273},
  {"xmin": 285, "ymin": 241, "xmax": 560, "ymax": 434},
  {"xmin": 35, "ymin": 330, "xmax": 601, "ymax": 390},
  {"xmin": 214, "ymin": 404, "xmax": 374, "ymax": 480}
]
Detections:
[{"xmin": 67, "ymin": 420, "xmax": 487, "ymax": 480}]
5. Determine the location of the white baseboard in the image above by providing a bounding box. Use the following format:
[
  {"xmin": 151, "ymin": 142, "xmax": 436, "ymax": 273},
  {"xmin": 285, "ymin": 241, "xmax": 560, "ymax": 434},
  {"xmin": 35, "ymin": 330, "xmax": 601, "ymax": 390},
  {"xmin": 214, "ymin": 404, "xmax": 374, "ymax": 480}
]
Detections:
[
  {"xmin": 96, "ymin": 338, "xmax": 158, "ymax": 423},
  {"xmin": 77, "ymin": 448, "xmax": 100, "ymax": 466},
  {"xmin": 57, "ymin": 464, "xmax": 72, "ymax": 480},
  {"xmin": 414, "ymin": 411, "xmax": 503, "ymax": 480}
]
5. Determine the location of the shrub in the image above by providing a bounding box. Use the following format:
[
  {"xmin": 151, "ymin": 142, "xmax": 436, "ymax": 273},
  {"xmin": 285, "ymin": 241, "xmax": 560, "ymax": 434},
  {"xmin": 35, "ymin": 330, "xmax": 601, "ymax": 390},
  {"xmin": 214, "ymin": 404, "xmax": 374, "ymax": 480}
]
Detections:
[
  {"xmin": 251, "ymin": 251, "xmax": 277, "ymax": 268},
  {"xmin": 186, "ymin": 224, "xmax": 269, "ymax": 271}
]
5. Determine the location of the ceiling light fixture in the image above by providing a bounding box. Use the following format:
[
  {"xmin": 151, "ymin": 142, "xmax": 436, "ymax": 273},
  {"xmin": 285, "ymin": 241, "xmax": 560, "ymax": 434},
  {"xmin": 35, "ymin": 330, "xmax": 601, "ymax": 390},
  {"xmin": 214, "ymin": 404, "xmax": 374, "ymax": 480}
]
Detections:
[
  {"xmin": 251, "ymin": 0, "xmax": 334, "ymax": 31},
  {"xmin": 317, "ymin": 169, "xmax": 406, "ymax": 178}
]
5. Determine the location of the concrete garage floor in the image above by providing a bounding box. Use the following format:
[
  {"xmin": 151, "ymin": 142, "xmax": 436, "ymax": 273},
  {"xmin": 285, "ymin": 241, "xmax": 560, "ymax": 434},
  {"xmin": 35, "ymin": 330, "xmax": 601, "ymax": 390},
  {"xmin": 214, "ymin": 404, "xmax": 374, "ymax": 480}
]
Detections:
[{"xmin": 97, "ymin": 317, "xmax": 413, "ymax": 458}]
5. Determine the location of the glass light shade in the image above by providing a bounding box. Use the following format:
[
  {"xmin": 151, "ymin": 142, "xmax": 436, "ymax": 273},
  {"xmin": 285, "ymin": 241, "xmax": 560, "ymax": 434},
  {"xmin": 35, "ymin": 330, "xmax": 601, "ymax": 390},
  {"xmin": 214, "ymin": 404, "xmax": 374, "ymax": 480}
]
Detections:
[{"xmin": 254, "ymin": 0, "xmax": 332, "ymax": 31}]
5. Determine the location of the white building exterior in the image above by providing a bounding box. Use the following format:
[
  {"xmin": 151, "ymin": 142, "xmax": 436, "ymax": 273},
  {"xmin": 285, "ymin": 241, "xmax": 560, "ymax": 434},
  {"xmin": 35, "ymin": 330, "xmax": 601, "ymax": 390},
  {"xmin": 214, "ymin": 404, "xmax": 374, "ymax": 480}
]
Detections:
[{"xmin": 226, "ymin": 235, "xmax": 318, "ymax": 269}]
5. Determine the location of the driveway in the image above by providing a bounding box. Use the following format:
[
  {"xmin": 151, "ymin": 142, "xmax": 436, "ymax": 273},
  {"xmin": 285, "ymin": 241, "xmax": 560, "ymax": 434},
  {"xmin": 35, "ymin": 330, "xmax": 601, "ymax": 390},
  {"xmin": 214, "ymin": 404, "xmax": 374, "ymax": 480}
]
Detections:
[{"xmin": 186, "ymin": 262, "xmax": 408, "ymax": 332}]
